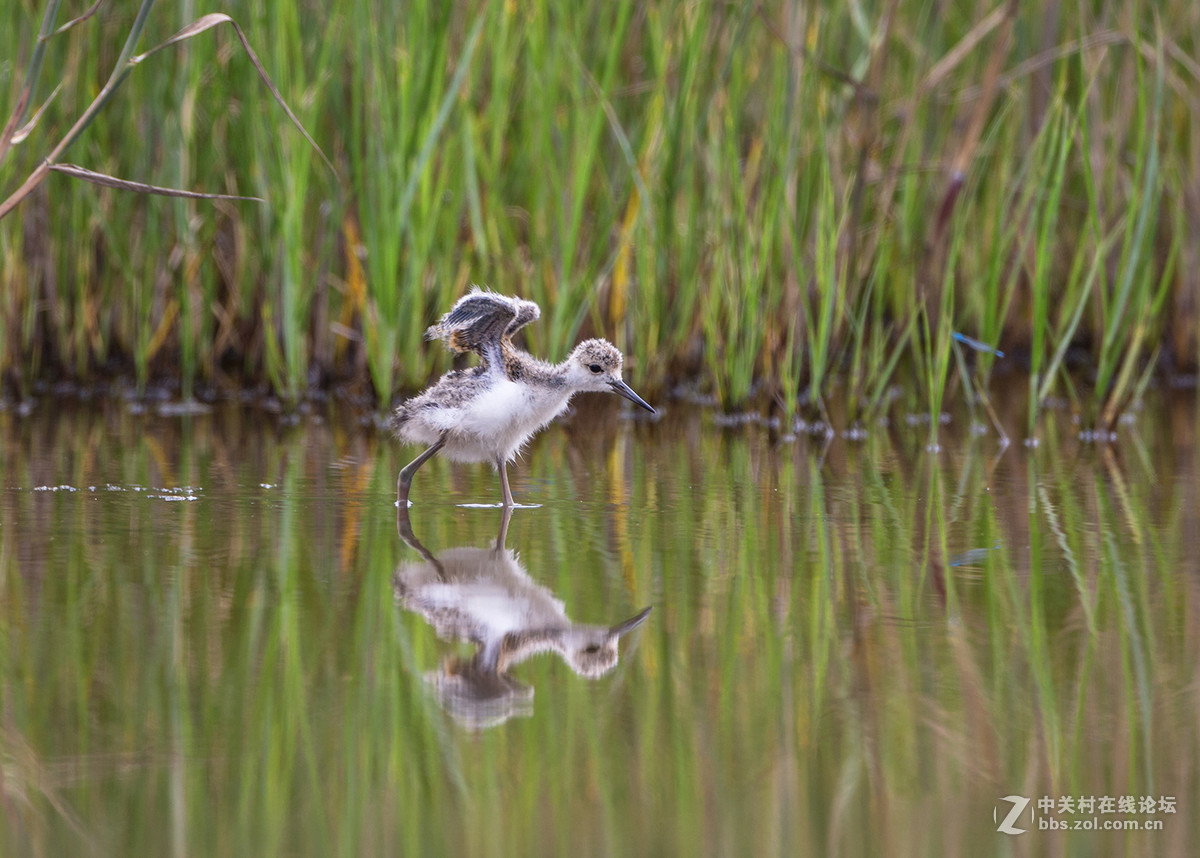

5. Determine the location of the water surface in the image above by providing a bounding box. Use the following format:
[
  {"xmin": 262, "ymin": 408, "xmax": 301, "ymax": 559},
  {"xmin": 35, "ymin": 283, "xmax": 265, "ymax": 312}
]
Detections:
[{"xmin": 1, "ymin": 393, "xmax": 1197, "ymax": 855}]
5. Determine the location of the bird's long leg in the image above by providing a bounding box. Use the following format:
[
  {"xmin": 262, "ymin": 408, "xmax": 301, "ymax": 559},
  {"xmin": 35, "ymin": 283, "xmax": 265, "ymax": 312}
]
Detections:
[
  {"xmin": 497, "ymin": 456, "xmax": 515, "ymax": 508},
  {"xmin": 398, "ymin": 434, "xmax": 447, "ymax": 506}
]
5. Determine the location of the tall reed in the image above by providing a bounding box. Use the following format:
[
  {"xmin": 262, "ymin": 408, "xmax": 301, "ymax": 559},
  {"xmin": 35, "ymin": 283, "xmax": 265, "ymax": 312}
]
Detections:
[{"xmin": 1, "ymin": 1, "xmax": 1194, "ymax": 425}]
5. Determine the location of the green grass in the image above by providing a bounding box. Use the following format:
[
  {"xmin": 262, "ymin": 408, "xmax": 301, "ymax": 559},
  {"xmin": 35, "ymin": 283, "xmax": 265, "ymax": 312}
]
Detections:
[{"xmin": 1, "ymin": 0, "xmax": 1196, "ymax": 428}]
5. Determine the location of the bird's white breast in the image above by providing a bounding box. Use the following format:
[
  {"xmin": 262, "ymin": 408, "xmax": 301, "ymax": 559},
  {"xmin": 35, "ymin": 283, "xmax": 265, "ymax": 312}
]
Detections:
[{"xmin": 453, "ymin": 379, "xmax": 573, "ymax": 460}]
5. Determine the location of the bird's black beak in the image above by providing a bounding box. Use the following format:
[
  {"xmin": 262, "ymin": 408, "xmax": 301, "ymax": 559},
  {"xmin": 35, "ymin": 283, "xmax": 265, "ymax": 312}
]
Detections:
[
  {"xmin": 609, "ymin": 379, "xmax": 656, "ymax": 414},
  {"xmin": 609, "ymin": 606, "xmax": 653, "ymax": 636}
]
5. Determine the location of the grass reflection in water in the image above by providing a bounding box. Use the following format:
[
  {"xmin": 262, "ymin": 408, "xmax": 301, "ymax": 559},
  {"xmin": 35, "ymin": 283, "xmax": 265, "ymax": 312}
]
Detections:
[{"xmin": 0, "ymin": 397, "xmax": 1196, "ymax": 855}]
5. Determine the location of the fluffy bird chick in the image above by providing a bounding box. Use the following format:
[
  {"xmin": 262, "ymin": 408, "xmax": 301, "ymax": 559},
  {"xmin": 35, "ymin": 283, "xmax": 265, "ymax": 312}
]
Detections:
[{"xmin": 392, "ymin": 289, "xmax": 654, "ymax": 506}]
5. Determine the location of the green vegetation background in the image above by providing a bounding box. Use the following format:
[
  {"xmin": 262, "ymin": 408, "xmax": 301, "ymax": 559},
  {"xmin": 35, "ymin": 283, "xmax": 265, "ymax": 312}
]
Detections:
[{"xmin": 1, "ymin": 0, "xmax": 1196, "ymax": 429}]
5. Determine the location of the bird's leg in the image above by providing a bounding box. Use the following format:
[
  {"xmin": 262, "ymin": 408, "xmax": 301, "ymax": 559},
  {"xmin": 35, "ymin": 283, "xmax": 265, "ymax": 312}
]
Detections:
[
  {"xmin": 398, "ymin": 434, "xmax": 447, "ymax": 506},
  {"xmin": 497, "ymin": 456, "xmax": 515, "ymax": 508}
]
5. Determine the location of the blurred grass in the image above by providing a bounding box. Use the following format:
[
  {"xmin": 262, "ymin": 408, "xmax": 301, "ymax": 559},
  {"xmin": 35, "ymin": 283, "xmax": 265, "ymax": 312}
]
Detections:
[
  {"xmin": 1, "ymin": 0, "xmax": 1197, "ymax": 429},
  {"xmin": 1, "ymin": 398, "xmax": 1197, "ymax": 853}
]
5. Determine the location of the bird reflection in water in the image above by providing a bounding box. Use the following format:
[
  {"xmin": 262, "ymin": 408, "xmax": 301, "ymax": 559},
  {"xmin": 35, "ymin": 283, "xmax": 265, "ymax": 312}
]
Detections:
[{"xmin": 394, "ymin": 504, "xmax": 652, "ymax": 729}]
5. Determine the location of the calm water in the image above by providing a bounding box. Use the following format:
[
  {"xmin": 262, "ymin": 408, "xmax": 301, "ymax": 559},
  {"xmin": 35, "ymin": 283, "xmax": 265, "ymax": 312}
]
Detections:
[{"xmin": 1, "ymin": 390, "xmax": 1197, "ymax": 855}]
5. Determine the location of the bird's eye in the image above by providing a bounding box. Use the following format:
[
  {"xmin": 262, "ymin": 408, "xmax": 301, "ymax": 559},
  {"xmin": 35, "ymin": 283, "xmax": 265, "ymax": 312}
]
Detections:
[{"xmin": 589, "ymin": 364, "xmax": 602, "ymax": 373}]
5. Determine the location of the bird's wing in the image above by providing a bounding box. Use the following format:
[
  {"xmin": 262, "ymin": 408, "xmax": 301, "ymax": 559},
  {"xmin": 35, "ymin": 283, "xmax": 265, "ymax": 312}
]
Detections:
[
  {"xmin": 504, "ymin": 297, "xmax": 540, "ymax": 340},
  {"xmin": 426, "ymin": 289, "xmax": 540, "ymax": 370}
]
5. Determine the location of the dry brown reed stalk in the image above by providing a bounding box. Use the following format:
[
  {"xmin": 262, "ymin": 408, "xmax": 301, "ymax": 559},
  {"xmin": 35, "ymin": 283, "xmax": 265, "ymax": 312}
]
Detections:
[{"xmin": 0, "ymin": 4, "xmax": 332, "ymax": 222}]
